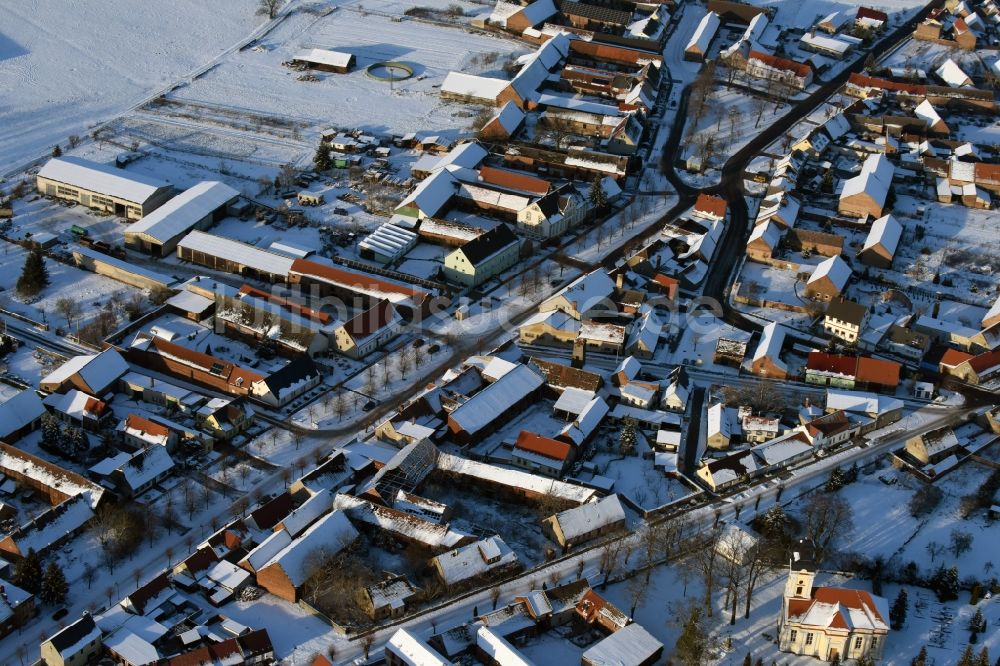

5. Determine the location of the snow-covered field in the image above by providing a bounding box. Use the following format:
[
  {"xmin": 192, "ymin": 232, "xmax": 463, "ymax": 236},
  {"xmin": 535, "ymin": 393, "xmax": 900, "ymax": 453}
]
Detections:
[
  {"xmin": 0, "ymin": 0, "xmax": 260, "ymax": 170},
  {"xmin": 166, "ymin": 1, "xmax": 524, "ymax": 141}
]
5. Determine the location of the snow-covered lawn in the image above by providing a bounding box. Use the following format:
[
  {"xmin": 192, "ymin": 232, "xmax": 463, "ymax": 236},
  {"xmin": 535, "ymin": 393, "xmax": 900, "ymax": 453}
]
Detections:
[{"xmin": 0, "ymin": 239, "xmax": 144, "ymax": 326}]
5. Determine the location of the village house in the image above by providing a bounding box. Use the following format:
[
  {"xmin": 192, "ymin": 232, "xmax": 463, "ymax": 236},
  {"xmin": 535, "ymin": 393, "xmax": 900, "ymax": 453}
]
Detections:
[
  {"xmin": 36, "ymin": 156, "xmax": 173, "ymax": 220},
  {"xmin": 360, "ymin": 575, "xmax": 420, "ymax": 621},
  {"xmin": 88, "ymin": 443, "xmax": 175, "ymax": 497},
  {"xmin": 511, "ymin": 430, "xmax": 573, "ymax": 477},
  {"xmin": 254, "ymin": 510, "xmax": 359, "ymax": 602},
  {"xmin": 823, "ymin": 298, "xmax": 870, "ymax": 344},
  {"xmin": 195, "ymin": 398, "xmax": 254, "ymax": 442},
  {"xmin": 804, "ymin": 255, "xmax": 851, "ymax": 302},
  {"xmin": 385, "ymin": 628, "xmax": 453, "ymax": 666},
  {"xmin": 43, "ymin": 390, "xmax": 113, "ymax": 432},
  {"xmin": 0, "ymin": 390, "xmax": 47, "ymax": 443},
  {"xmin": 519, "ymin": 310, "xmax": 581, "ymax": 348},
  {"xmin": 332, "ymin": 299, "xmax": 403, "ymax": 359},
  {"xmin": 858, "ymin": 213, "xmax": 903, "ymax": 268},
  {"xmin": 544, "ymin": 494, "xmax": 626, "ymax": 549},
  {"xmin": 685, "ymin": 11, "xmax": 720, "ymax": 61},
  {"xmin": 743, "ymin": 415, "xmax": 780, "ymax": 444},
  {"xmin": 443, "ymin": 224, "xmax": 520, "ymax": 287},
  {"xmin": 838, "ymin": 153, "xmax": 895, "ymax": 219},
  {"xmin": 446, "ymin": 362, "xmax": 545, "ymax": 444},
  {"xmin": 746, "ymin": 51, "xmax": 813, "ymax": 89},
  {"xmin": 0, "ymin": 579, "xmax": 33, "ymax": 640},
  {"xmin": 805, "ymin": 353, "xmax": 901, "ymax": 393},
  {"xmin": 750, "ymin": 322, "xmax": 789, "ymax": 379},
  {"xmin": 746, "ymin": 221, "xmax": 781, "ymax": 262},
  {"xmin": 583, "ymin": 623, "xmax": 663, "ymax": 666},
  {"xmin": 904, "ymin": 427, "xmax": 961, "ymax": 465},
  {"xmin": 539, "ymin": 270, "xmax": 617, "ymax": 321},
  {"xmin": 40, "ymin": 348, "xmax": 129, "ymax": 397},
  {"xmin": 941, "ymin": 349, "xmax": 1000, "ymax": 385},
  {"xmin": 706, "ymin": 403, "xmax": 733, "ymax": 449},
  {"xmin": 40, "ymin": 613, "xmax": 103, "ymax": 666},
  {"xmin": 778, "ymin": 541, "xmax": 888, "ymax": 661},
  {"xmin": 430, "ymin": 536, "xmax": 520, "ymax": 590}
]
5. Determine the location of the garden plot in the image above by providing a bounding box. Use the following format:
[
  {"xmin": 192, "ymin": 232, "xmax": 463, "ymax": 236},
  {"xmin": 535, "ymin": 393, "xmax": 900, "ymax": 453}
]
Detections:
[
  {"xmin": 881, "ymin": 36, "xmax": 986, "ymax": 78},
  {"xmin": 167, "ymin": 2, "xmax": 525, "ymax": 140}
]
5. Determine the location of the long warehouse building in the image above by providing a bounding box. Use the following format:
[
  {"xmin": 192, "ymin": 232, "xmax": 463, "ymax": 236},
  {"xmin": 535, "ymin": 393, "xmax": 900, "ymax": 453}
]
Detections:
[
  {"xmin": 36, "ymin": 156, "xmax": 173, "ymax": 220},
  {"xmin": 124, "ymin": 181, "xmax": 240, "ymax": 257}
]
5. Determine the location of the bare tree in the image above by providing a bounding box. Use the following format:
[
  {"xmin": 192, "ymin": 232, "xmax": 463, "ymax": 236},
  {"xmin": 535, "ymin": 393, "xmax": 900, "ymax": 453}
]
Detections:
[
  {"xmin": 926, "ymin": 540, "xmax": 945, "ymax": 563},
  {"xmin": 55, "ymin": 297, "xmax": 82, "ymax": 329},
  {"xmin": 800, "ymin": 493, "xmax": 854, "ymax": 563},
  {"xmin": 83, "ymin": 563, "xmax": 96, "ymax": 589},
  {"xmin": 718, "ymin": 528, "xmax": 751, "ymax": 625},
  {"xmin": 165, "ymin": 546, "xmax": 175, "ymax": 567},
  {"xmin": 751, "ymin": 95, "xmax": 768, "ymax": 128},
  {"xmin": 627, "ymin": 575, "xmax": 647, "ymax": 616},
  {"xmin": 334, "ymin": 391, "xmax": 348, "ymax": 421},
  {"xmin": 490, "ymin": 586, "xmax": 501, "ymax": 610},
  {"xmin": 256, "ymin": 0, "xmax": 282, "ymax": 20},
  {"xmin": 743, "ymin": 541, "xmax": 768, "ymax": 619},
  {"xmin": 599, "ymin": 540, "xmax": 624, "ymax": 588},
  {"xmin": 692, "ymin": 524, "xmax": 723, "ymax": 617}
]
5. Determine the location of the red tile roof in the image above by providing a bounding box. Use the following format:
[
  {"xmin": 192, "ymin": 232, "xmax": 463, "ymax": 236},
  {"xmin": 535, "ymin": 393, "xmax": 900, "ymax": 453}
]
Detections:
[
  {"xmin": 856, "ymin": 357, "xmax": 901, "ymax": 387},
  {"xmin": 848, "ymin": 73, "xmax": 926, "ymax": 95},
  {"xmin": 968, "ymin": 349, "xmax": 1000, "ymax": 373},
  {"xmin": 290, "ymin": 258, "xmax": 427, "ymax": 302},
  {"xmin": 787, "ymin": 587, "xmax": 888, "ymax": 629},
  {"xmin": 124, "ymin": 414, "xmax": 170, "ymax": 438},
  {"xmin": 147, "ymin": 337, "xmax": 264, "ymax": 387},
  {"xmin": 479, "ymin": 166, "xmax": 551, "ymax": 196},
  {"xmin": 939, "ymin": 348, "xmax": 974, "ymax": 368},
  {"xmin": 748, "ymin": 50, "xmax": 812, "ymax": 78},
  {"xmin": 515, "ymin": 430, "xmax": 571, "ymax": 461},
  {"xmin": 694, "ymin": 193, "xmax": 727, "ymax": 219},
  {"xmin": 807, "ymin": 352, "xmax": 858, "ymax": 376},
  {"xmin": 239, "ymin": 284, "xmax": 332, "ymax": 324},
  {"xmin": 856, "ymin": 6, "xmax": 888, "ymax": 22},
  {"xmin": 84, "ymin": 396, "xmax": 108, "ymax": 417},
  {"xmin": 974, "ymin": 162, "xmax": 1000, "ymax": 186}
]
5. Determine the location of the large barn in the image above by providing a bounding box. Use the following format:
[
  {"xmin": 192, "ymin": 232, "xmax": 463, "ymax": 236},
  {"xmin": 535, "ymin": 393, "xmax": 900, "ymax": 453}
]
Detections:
[
  {"xmin": 124, "ymin": 181, "xmax": 239, "ymax": 256},
  {"xmin": 36, "ymin": 156, "xmax": 173, "ymax": 220}
]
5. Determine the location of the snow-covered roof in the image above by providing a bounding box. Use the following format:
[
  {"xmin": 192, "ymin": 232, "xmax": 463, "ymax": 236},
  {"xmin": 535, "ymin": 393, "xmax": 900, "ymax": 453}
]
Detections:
[
  {"xmin": 125, "ymin": 181, "xmax": 238, "ymax": 243},
  {"xmin": 11, "ymin": 494, "xmax": 95, "ymax": 556},
  {"xmin": 280, "ymin": 489, "xmax": 332, "ymax": 537},
  {"xmin": 178, "ymin": 231, "xmax": 295, "ymax": 276},
  {"xmin": 581, "ymin": 623, "xmax": 662, "ymax": 666},
  {"xmin": 553, "ymin": 387, "xmax": 596, "ymax": 416},
  {"xmin": 579, "ymin": 321, "xmax": 625, "ymax": 345},
  {"xmin": 360, "ymin": 223, "xmax": 418, "ymax": 260},
  {"xmin": 239, "ymin": 528, "xmax": 293, "ymax": 572},
  {"xmin": 0, "ymin": 390, "xmax": 46, "ymax": 438},
  {"xmin": 826, "ymin": 388, "xmax": 890, "ymax": 415},
  {"xmin": 0, "ymin": 443, "xmax": 104, "ymax": 507},
  {"xmin": 259, "ymin": 510, "xmax": 358, "ymax": 586},
  {"xmin": 936, "ymin": 58, "xmax": 972, "ymax": 87},
  {"xmin": 441, "ymin": 71, "xmax": 509, "ymax": 101},
  {"xmin": 840, "ymin": 153, "xmax": 893, "ymax": 212},
  {"xmin": 707, "ymin": 403, "xmax": 731, "ymax": 438},
  {"xmin": 559, "ymin": 395, "xmax": 609, "ymax": 446},
  {"xmin": 819, "ymin": 10, "xmax": 849, "ymax": 29},
  {"xmin": 476, "ymin": 626, "xmax": 535, "ymax": 666},
  {"xmin": 808, "ymin": 255, "xmax": 851, "ymax": 290},
  {"xmin": 204, "ymin": 559, "xmax": 251, "ymax": 591},
  {"xmin": 449, "ymin": 364, "xmax": 543, "ymax": 436},
  {"xmin": 398, "ymin": 169, "xmax": 459, "ymax": 218},
  {"xmin": 386, "ymin": 628, "xmax": 452, "ymax": 666},
  {"xmin": 823, "ymin": 113, "xmax": 851, "ymax": 141},
  {"xmin": 748, "ymin": 221, "xmax": 780, "ymax": 249},
  {"xmin": 292, "ymin": 47, "xmax": 354, "ymax": 69},
  {"xmin": 752, "ymin": 430, "xmax": 812, "ymax": 466},
  {"xmin": 334, "ymin": 494, "xmax": 472, "ymax": 549},
  {"xmin": 752, "ymin": 322, "xmax": 786, "ymax": 369},
  {"xmin": 41, "ymin": 347, "xmax": 129, "ymax": 394},
  {"xmin": 913, "ymin": 99, "xmax": 945, "ymax": 130},
  {"xmin": 800, "ymin": 32, "xmax": 852, "ymax": 55},
  {"xmin": 620, "ymin": 382, "xmax": 656, "ymax": 405},
  {"xmin": 72, "ymin": 244, "xmax": 177, "ymax": 287},
  {"xmin": 436, "ymin": 452, "xmax": 596, "ymax": 503},
  {"xmin": 544, "ymin": 270, "xmax": 616, "ymax": 318},
  {"xmin": 166, "ymin": 289, "xmax": 214, "ymax": 315},
  {"xmin": 862, "ymin": 214, "xmax": 902, "ymax": 256},
  {"xmin": 91, "ymin": 444, "xmax": 174, "ymax": 492},
  {"xmin": 486, "ymin": 102, "xmax": 526, "ymax": 135},
  {"xmin": 686, "ymin": 11, "xmax": 720, "ymax": 55},
  {"xmin": 551, "ymin": 494, "xmax": 625, "ymax": 541},
  {"xmin": 609, "ymin": 404, "xmax": 680, "ymax": 427},
  {"xmin": 432, "ymin": 536, "xmax": 518, "ymax": 586},
  {"xmin": 38, "ymin": 156, "xmax": 170, "ymax": 204}
]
